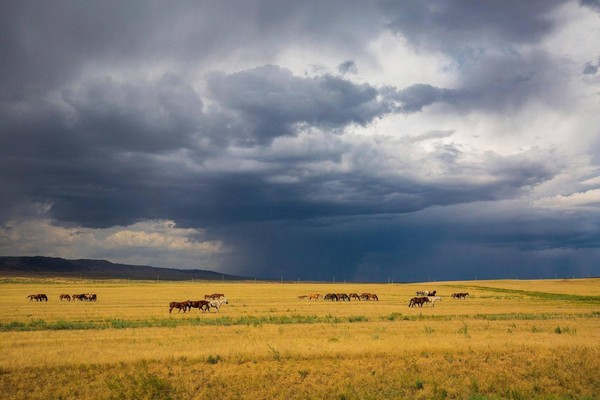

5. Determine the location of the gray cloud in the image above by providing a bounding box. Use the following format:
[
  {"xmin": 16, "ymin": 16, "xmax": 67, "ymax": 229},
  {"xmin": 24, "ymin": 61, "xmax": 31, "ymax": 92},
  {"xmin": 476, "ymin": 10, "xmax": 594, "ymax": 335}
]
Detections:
[
  {"xmin": 207, "ymin": 65, "xmax": 393, "ymax": 144},
  {"xmin": 338, "ymin": 60, "xmax": 358, "ymax": 75},
  {"xmin": 382, "ymin": 0, "xmax": 567, "ymax": 50},
  {"xmin": 581, "ymin": 0, "xmax": 600, "ymax": 12},
  {"xmin": 1, "ymin": 1, "xmax": 599, "ymax": 281}
]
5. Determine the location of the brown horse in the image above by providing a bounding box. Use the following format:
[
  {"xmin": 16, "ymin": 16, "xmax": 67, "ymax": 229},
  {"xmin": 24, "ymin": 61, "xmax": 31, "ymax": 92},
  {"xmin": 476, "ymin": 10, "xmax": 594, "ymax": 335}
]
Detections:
[
  {"xmin": 59, "ymin": 294, "xmax": 71, "ymax": 301},
  {"xmin": 169, "ymin": 300, "xmax": 191, "ymax": 314},
  {"xmin": 27, "ymin": 294, "xmax": 48, "ymax": 302},
  {"xmin": 452, "ymin": 292, "xmax": 469, "ymax": 299},
  {"xmin": 324, "ymin": 293, "xmax": 338, "ymax": 301},
  {"xmin": 349, "ymin": 293, "xmax": 361, "ymax": 301},
  {"xmin": 188, "ymin": 300, "xmax": 210, "ymax": 313},
  {"xmin": 408, "ymin": 297, "xmax": 429, "ymax": 307},
  {"xmin": 336, "ymin": 293, "xmax": 350, "ymax": 301},
  {"xmin": 307, "ymin": 293, "xmax": 321, "ymax": 300}
]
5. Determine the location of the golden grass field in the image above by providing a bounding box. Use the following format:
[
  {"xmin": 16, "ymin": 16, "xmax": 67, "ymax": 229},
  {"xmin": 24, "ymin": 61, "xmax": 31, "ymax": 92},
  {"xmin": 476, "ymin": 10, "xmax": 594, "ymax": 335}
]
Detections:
[{"xmin": 0, "ymin": 277, "xmax": 599, "ymax": 399}]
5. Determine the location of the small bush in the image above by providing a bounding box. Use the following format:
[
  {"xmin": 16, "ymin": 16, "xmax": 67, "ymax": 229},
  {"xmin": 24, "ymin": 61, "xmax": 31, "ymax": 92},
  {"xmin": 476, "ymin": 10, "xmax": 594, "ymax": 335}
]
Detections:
[{"xmin": 206, "ymin": 355, "xmax": 222, "ymax": 364}]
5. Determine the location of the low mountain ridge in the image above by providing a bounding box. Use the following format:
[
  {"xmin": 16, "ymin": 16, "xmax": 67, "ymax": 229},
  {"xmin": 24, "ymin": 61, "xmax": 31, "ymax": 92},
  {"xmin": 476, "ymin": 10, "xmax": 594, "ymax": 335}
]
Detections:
[{"xmin": 0, "ymin": 256, "xmax": 248, "ymax": 281}]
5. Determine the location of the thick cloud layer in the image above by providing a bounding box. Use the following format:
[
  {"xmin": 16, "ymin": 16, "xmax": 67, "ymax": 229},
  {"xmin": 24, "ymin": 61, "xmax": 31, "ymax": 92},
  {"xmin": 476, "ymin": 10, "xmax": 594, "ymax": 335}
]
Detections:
[{"xmin": 1, "ymin": 1, "xmax": 600, "ymax": 281}]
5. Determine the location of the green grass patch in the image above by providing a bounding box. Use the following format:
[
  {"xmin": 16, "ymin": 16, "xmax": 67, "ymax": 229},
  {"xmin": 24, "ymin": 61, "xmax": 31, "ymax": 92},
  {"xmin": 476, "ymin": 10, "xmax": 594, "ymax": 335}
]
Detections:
[{"xmin": 465, "ymin": 286, "xmax": 600, "ymax": 303}]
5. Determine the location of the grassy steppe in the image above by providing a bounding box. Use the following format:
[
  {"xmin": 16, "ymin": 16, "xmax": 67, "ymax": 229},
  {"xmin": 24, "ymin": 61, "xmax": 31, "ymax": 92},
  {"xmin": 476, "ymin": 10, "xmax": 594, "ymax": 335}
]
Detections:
[{"xmin": 0, "ymin": 278, "xmax": 599, "ymax": 399}]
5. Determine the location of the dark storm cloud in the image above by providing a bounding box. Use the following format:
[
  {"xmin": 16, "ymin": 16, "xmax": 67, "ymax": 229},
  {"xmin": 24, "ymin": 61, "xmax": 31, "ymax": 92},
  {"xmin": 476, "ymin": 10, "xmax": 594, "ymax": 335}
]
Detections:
[
  {"xmin": 211, "ymin": 204, "xmax": 600, "ymax": 282},
  {"xmin": 206, "ymin": 65, "xmax": 391, "ymax": 144},
  {"xmin": 382, "ymin": 0, "xmax": 567, "ymax": 50},
  {"xmin": 1, "ymin": 0, "xmax": 598, "ymax": 281},
  {"xmin": 61, "ymin": 74, "xmax": 204, "ymax": 152},
  {"xmin": 581, "ymin": 0, "xmax": 600, "ymax": 12},
  {"xmin": 0, "ymin": 0, "xmax": 382, "ymax": 100},
  {"xmin": 391, "ymin": 84, "xmax": 459, "ymax": 113},
  {"xmin": 380, "ymin": 1, "xmax": 577, "ymax": 114}
]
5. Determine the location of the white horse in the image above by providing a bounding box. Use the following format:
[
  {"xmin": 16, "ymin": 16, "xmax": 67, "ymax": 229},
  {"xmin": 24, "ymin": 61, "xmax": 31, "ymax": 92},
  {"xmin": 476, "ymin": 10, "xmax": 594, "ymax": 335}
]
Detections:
[
  {"xmin": 427, "ymin": 296, "xmax": 442, "ymax": 307},
  {"xmin": 208, "ymin": 298, "xmax": 228, "ymax": 312}
]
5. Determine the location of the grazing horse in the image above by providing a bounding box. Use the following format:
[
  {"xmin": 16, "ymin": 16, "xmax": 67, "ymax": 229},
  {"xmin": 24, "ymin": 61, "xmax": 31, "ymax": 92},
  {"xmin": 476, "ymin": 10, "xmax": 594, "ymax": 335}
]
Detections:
[
  {"xmin": 349, "ymin": 293, "xmax": 361, "ymax": 301},
  {"xmin": 297, "ymin": 295, "xmax": 308, "ymax": 300},
  {"xmin": 208, "ymin": 298, "xmax": 228, "ymax": 313},
  {"xmin": 89, "ymin": 294, "xmax": 97, "ymax": 301},
  {"xmin": 408, "ymin": 297, "xmax": 430, "ymax": 307},
  {"xmin": 307, "ymin": 293, "xmax": 321, "ymax": 300},
  {"xmin": 337, "ymin": 293, "xmax": 350, "ymax": 301},
  {"xmin": 28, "ymin": 294, "xmax": 48, "ymax": 302},
  {"xmin": 324, "ymin": 293, "xmax": 338, "ymax": 301},
  {"xmin": 189, "ymin": 300, "xmax": 210, "ymax": 313},
  {"xmin": 59, "ymin": 294, "xmax": 71, "ymax": 301},
  {"xmin": 169, "ymin": 300, "xmax": 191, "ymax": 314},
  {"xmin": 452, "ymin": 292, "xmax": 469, "ymax": 299},
  {"xmin": 416, "ymin": 290, "xmax": 426, "ymax": 296}
]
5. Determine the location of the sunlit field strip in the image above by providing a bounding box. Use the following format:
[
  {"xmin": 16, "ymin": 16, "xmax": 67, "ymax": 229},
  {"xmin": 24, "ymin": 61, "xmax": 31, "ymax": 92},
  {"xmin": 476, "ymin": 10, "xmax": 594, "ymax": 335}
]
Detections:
[{"xmin": 1, "ymin": 278, "xmax": 599, "ymax": 399}]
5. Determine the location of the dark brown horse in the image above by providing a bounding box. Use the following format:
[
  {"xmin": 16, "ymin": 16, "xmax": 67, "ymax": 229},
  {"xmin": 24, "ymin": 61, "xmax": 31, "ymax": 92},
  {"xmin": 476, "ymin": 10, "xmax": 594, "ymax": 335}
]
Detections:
[
  {"xmin": 452, "ymin": 292, "xmax": 469, "ymax": 299},
  {"xmin": 27, "ymin": 294, "xmax": 47, "ymax": 302},
  {"xmin": 337, "ymin": 293, "xmax": 350, "ymax": 301},
  {"xmin": 324, "ymin": 293, "xmax": 338, "ymax": 301},
  {"xmin": 188, "ymin": 300, "xmax": 210, "ymax": 313},
  {"xmin": 169, "ymin": 300, "xmax": 191, "ymax": 314},
  {"xmin": 59, "ymin": 294, "xmax": 71, "ymax": 301},
  {"xmin": 349, "ymin": 293, "xmax": 361, "ymax": 301},
  {"xmin": 408, "ymin": 297, "xmax": 429, "ymax": 307}
]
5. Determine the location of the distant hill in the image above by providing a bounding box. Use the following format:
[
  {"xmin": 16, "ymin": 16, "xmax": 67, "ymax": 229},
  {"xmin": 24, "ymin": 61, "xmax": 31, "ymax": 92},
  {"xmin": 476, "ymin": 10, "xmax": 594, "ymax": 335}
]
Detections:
[{"xmin": 0, "ymin": 256, "xmax": 249, "ymax": 281}]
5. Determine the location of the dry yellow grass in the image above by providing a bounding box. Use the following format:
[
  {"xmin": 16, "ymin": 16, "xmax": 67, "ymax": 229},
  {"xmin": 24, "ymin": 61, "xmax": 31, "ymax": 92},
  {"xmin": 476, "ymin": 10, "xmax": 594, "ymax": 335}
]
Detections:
[{"xmin": 1, "ymin": 278, "xmax": 599, "ymax": 399}]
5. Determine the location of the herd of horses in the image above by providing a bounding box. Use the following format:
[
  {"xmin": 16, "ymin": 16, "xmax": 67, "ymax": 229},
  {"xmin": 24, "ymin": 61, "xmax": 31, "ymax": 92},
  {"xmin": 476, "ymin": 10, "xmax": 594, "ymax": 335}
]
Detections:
[
  {"xmin": 27, "ymin": 293, "xmax": 98, "ymax": 301},
  {"xmin": 61, "ymin": 293, "xmax": 97, "ymax": 301},
  {"xmin": 297, "ymin": 290, "xmax": 470, "ymax": 308},
  {"xmin": 298, "ymin": 292, "xmax": 379, "ymax": 301},
  {"xmin": 408, "ymin": 291, "xmax": 470, "ymax": 307},
  {"xmin": 26, "ymin": 289, "xmax": 471, "ymax": 313},
  {"xmin": 169, "ymin": 293, "xmax": 229, "ymax": 314}
]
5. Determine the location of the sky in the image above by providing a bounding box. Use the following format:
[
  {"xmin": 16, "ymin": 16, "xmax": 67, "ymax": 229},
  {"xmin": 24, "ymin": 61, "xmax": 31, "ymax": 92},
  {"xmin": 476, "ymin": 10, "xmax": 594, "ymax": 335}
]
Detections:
[{"xmin": 1, "ymin": 0, "xmax": 600, "ymax": 282}]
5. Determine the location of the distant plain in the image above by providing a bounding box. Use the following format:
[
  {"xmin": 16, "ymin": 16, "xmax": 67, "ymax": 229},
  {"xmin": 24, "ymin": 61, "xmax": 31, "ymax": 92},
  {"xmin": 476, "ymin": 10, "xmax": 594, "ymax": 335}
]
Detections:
[{"xmin": 1, "ymin": 278, "xmax": 598, "ymax": 399}]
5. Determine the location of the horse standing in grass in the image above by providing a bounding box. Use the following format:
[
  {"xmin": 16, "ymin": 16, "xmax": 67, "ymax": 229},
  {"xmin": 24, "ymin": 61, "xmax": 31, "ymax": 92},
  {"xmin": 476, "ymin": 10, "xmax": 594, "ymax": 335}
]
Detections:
[
  {"xmin": 426, "ymin": 296, "xmax": 442, "ymax": 307},
  {"xmin": 59, "ymin": 294, "xmax": 71, "ymax": 301},
  {"xmin": 409, "ymin": 297, "xmax": 429, "ymax": 307}
]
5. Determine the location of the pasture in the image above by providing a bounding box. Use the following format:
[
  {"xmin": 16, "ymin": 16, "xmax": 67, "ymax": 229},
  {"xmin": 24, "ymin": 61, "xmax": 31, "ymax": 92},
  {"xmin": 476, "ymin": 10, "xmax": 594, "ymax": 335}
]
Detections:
[{"xmin": 0, "ymin": 278, "xmax": 599, "ymax": 399}]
